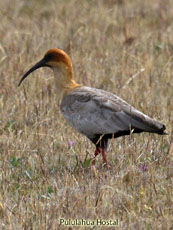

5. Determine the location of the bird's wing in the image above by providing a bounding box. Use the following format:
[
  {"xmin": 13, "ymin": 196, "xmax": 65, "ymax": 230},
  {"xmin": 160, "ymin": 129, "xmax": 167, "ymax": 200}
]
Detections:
[{"xmin": 60, "ymin": 86, "xmax": 165, "ymax": 138}]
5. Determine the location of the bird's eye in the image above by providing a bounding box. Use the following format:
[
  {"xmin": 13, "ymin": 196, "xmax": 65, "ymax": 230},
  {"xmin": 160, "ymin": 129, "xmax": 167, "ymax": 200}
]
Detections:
[{"xmin": 44, "ymin": 53, "xmax": 53, "ymax": 62}]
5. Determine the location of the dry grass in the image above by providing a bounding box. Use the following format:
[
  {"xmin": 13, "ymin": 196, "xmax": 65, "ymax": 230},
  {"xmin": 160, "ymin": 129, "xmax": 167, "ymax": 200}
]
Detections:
[{"xmin": 0, "ymin": 0, "xmax": 173, "ymax": 229}]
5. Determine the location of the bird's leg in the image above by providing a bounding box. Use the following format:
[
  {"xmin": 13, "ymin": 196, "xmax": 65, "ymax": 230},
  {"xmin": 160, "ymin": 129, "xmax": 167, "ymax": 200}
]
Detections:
[
  {"xmin": 91, "ymin": 147, "xmax": 101, "ymax": 165},
  {"xmin": 100, "ymin": 148, "xmax": 108, "ymax": 165},
  {"xmin": 92, "ymin": 147, "xmax": 111, "ymax": 169},
  {"xmin": 100, "ymin": 148, "xmax": 112, "ymax": 169}
]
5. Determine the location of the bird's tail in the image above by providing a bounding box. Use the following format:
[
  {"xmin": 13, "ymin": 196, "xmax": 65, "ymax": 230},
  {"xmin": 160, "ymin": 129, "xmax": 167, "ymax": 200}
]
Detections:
[{"xmin": 125, "ymin": 108, "xmax": 167, "ymax": 135}]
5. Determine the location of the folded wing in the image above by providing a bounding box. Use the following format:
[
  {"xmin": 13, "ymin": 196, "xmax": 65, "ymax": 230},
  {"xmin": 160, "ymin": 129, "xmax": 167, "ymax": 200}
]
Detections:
[{"xmin": 60, "ymin": 86, "xmax": 166, "ymax": 139}]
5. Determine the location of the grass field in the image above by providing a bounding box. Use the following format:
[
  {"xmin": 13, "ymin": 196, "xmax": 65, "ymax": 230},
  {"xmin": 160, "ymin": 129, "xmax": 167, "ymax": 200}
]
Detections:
[{"xmin": 0, "ymin": 0, "xmax": 173, "ymax": 229}]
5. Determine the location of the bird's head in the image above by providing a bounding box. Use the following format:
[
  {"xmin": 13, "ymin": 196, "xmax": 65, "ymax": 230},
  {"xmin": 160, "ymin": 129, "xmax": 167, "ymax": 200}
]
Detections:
[{"xmin": 18, "ymin": 48, "xmax": 74, "ymax": 87}]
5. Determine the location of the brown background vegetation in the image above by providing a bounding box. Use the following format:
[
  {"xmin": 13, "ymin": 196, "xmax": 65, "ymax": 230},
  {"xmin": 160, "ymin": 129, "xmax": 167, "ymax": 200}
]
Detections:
[{"xmin": 0, "ymin": 0, "xmax": 173, "ymax": 229}]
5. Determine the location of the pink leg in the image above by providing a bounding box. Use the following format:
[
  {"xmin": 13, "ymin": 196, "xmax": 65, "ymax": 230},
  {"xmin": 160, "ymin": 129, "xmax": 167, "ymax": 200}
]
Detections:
[
  {"xmin": 100, "ymin": 148, "xmax": 108, "ymax": 165},
  {"xmin": 92, "ymin": 148, "xmax": 101, "ymax": 165},
  {"xmin": 92, "ymin": 147, "xmax": 111, "ymax": 169},
  {"xmin": 100, "ymin": 148, "xmax": 112, "ymax": 169}
]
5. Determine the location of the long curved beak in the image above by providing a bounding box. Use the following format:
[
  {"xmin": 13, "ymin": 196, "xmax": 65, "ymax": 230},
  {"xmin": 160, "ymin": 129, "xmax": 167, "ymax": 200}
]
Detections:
[{"xmin": 18, "ymin": 58, "xmax": 50, "ymax": 87}]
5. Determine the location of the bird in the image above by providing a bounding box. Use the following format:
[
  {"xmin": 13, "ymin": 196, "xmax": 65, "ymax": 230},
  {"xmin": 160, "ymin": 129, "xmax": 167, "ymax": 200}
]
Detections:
[{"xmin": 18, "ymin": 48, "xmax": 166, "ymax": 168}]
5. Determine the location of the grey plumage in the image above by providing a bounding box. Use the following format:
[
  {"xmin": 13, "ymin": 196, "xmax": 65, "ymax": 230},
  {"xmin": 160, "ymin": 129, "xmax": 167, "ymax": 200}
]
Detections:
[{"xmin": 60, "ymin": 86, "xmax": 166, "ymax": 144}]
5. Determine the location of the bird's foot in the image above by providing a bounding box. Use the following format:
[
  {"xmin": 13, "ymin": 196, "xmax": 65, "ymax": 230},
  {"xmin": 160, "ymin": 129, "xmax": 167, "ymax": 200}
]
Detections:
[
  {"xmin": 103, "ymin": 162, "xmax": 112, "ymax": 170},
  {"xmin": 91, "ymin": 147, "xmax": 112, "ymax": 169},
  {"xmin": 100, "ymin": 148, "xmax": 112, "ymax": 169},
  {"xmin": 91, "ymin": 148, "xmax": 101, "ymax": 166},
  {"xmin": 91, "ymin": 158, "xmax": 96, "ymax": 165}
]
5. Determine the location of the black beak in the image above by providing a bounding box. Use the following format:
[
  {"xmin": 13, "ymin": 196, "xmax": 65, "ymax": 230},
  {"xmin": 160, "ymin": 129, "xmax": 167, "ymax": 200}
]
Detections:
[{"xmin": 18, "ymin": 58, "xmax": 50, "ymax": 87}]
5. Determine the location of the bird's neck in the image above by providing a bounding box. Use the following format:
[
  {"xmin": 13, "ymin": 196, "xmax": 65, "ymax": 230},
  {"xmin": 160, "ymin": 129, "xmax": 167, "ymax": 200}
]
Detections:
[{"xmin": 53, "ymin": 65, "xmax": 80, "ymax": 98}]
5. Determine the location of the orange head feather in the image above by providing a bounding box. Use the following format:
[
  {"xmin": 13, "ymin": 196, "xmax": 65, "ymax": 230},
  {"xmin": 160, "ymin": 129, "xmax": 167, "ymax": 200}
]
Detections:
[
  {"xmin": 45, "ymin": 49, "xmax": 72, "ymax": 66},
  {"xmin": 18, "ymin": 48, "xmax": 80, "ymax": 96},
  {"xmin": 18, "ymin": 48, "xmax": 75, "ymax": 87},
  {"xmin": 44, "ymin": 48, "xmax": 73, "ymax": 79}
]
